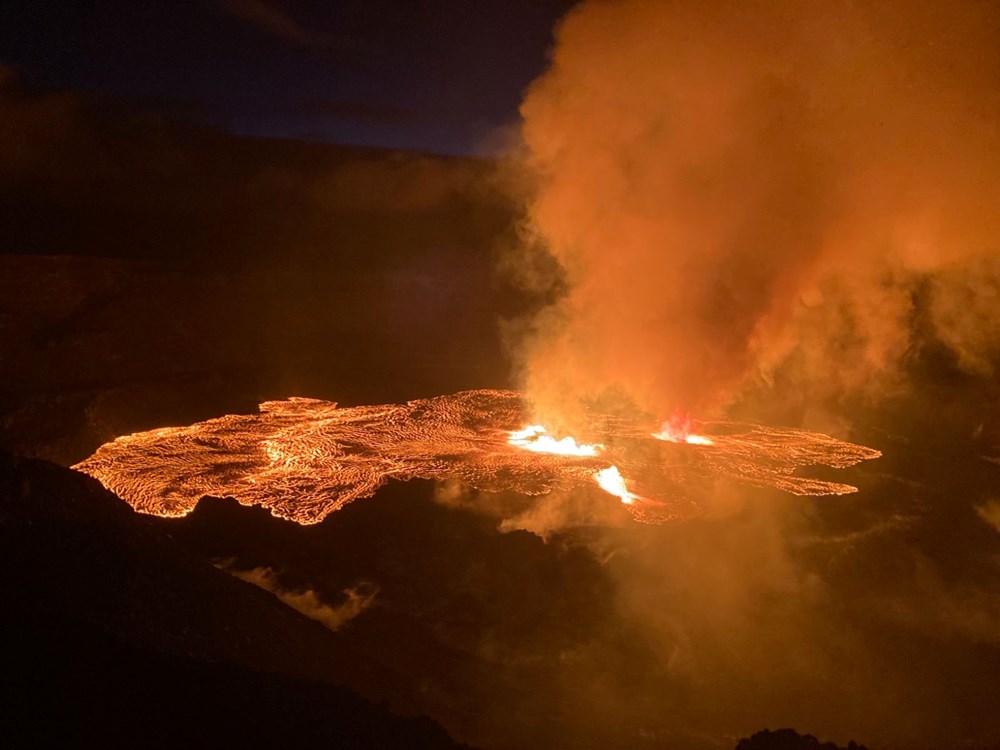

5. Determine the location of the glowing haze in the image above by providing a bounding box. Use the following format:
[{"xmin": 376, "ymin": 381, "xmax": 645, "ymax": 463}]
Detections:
[
  {"xmin": 516, "ymin": 0, "xmax": 1000, "ymax": 423},
  {"xmin": 490, "ymin": 3, "xmax": 1000, "ymax": 746}
]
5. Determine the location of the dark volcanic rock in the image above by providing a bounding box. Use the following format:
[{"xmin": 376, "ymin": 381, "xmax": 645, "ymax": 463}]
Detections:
[
  {"xmin": 0, "ymin": 111, "xmax": 526, "ymax": 464},
  {"xmin": 0, "ymin": 452, "xmax": 469, "ymax": 749},
  {"xmin": 736, "ymin": 729, "xmax": 868, "ymax": 750},
  {"xmin": 157, "ymin": 481, "xmax": 628, "ymax": 750}
]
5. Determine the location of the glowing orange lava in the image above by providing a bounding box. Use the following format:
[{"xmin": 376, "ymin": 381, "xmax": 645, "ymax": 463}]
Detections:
[
  {"xmin": 508, "ymin": 425, "xmax": 603, "ymax": 456},
  {"xmin": 652, "ymin": 411, "xmax": 714, "ymax": 446},
  {"xmin": 73, "ymin": 389, "xmax": 880, "ymax": 525},
  {"xmin": 594, "ymin": 466, "xmax": 640, "ymax": 505},
  {"xmin": 506, "ymin": 425, "xmax": 639, "ymax": 505}
]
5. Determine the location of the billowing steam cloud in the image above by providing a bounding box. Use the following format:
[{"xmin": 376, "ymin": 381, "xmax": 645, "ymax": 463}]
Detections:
[
  {"xmin": 516, "ymin": 0, "xmax": 1000, "ymax": 423},
  {"xmin": 475, "ymin": 5, "xmax": 1000, "ymax": 747}
]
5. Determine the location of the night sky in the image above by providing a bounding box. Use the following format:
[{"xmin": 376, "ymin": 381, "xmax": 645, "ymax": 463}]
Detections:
[{"xmin": 0, "ymin": 0, "xmax": 576, "ymax": 155}]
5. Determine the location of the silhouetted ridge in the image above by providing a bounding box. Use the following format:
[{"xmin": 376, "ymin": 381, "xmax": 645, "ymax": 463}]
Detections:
[{"xmin": 736, "ymin": 728, "xmax": 868, "ymax": 750}]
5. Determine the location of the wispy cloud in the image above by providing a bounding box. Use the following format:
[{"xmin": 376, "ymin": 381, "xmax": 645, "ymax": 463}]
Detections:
[
  {"xmin": 215, "ymin": 0, "xmax": 346, "ymax": 49},
  {"xmin": 220, "ymin": 562, "xmax": 378, "ymax": 631},
  {"xmin": 977, "ymin": 499, "xmax": 1000, "ymax": 534}
]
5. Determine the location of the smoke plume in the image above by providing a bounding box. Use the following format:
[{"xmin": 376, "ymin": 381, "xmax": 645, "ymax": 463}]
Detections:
[
  {"xmin": 516, "ymin": 0, "xmax": 1000, "ymax": 424},
  {"xmin": 484, "ymin": 5, "xmax": 1000, "ymax": 747}
]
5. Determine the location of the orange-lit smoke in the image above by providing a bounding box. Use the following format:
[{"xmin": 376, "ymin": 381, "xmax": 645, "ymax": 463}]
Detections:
[{"xmin": 516, "ymin": 0, "xmax": 1000, "ymax": 424}]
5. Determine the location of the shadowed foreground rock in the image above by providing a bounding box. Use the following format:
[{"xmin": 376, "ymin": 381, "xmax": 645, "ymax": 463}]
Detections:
[
  {"xmin": 0, "ymin": 452, "xmax": 471, "ymax": 749},
  {"xmin": 737, "ymin": 729, "xmax": 868, "ymax": 750}
]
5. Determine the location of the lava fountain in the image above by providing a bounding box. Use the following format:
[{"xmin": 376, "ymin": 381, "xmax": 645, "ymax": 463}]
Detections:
[{"xmin": 73, "ymin": 389, "xmax": 880, "ymax": 525}]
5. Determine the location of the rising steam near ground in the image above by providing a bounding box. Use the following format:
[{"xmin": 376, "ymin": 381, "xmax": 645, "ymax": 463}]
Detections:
[{"xmin": 218, "ymin": 561, "xmax": 379, "ymax": 632}]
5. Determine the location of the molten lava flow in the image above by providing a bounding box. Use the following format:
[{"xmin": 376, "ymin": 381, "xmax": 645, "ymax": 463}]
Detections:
[
  {"xmin": 74, "ymin": 389, "xmax": 881, "ymax": 525},
  {"xmin": 508, "ymin": 425, "xmax": 603, "ymax": 456},
  {"xmin": 506, "ymin": 426, "xmax": 637, "ymax": 506},
  {"xmin": 506, "ymin": 424, "xmax": 654, "ymax": 509},
  {"xmin": 652, "ymin": 411, "xmax": 714, "ymax": 446},
  {"xmin": 595, "ymin": 466, "xmax": 638, "ymax": 505}
]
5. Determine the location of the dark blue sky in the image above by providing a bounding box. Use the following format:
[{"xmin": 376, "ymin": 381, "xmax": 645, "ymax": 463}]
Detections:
[{"xmin": 0, "ymin": 0, "xmax": 577, "ymax": 155}]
